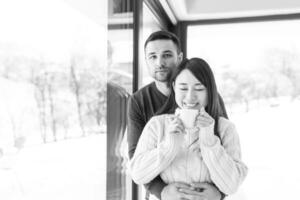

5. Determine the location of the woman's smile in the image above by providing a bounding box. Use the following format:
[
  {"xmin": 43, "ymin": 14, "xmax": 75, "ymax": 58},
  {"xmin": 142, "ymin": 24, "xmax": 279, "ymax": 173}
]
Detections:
[{"xmin": 182, "ymin": 102, "xmax": 199, "ymax": 109}]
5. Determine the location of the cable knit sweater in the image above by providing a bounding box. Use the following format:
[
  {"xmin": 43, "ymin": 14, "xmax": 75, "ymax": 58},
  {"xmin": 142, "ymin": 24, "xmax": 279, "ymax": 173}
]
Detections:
[{"xmin": 130, "ymin": 114, "xmax": 248, "ymax": 195}]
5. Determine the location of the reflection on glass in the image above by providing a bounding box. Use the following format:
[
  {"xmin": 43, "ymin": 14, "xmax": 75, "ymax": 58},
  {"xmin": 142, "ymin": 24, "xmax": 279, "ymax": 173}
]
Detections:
[
  {"xmin": 188, "ymin": 20, "xmax": 300, "ymax": 200},
  {"xmin": 0, "ymin": 0, "xmax": 106, "ymax": 199},
  {"xmin": 107, "ymin": 0, "xmax": 133, "ymax": 200},
  {"xmin": 113, "ymin": 0, "xmax": 133, "ymax": 14},
  {"xmin": 107, "ymin": 82, "xmax": 129, "ymax": 200},
  {"xmin": 108, "ymin": 29, "xmax": 133, "ymax": 93}
]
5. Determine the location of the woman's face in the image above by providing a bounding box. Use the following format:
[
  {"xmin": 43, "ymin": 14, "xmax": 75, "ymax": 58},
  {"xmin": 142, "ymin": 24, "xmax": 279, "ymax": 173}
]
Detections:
[{"xmin": 173, "ymin": 69, "xmax": 208, "ymax": 110}]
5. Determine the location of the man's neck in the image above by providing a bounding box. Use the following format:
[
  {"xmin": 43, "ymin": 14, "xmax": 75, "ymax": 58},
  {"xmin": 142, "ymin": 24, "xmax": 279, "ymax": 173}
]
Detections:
[{"xmin": 154, "ymin": 81, "xmax": 171, "ymax": 96}]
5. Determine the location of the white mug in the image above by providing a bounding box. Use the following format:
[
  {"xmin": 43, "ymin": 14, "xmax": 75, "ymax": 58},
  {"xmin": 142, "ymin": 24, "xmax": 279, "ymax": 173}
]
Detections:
[{"xmin": 176, "ymin": 108, "xmax": 199, "ymax": 129}]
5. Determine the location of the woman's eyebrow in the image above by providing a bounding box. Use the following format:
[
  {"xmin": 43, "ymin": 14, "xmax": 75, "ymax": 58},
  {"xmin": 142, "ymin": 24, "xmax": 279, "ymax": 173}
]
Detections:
[{"xmin": 177, "ymin": 82, "xmax": 203, "ymax": 86}]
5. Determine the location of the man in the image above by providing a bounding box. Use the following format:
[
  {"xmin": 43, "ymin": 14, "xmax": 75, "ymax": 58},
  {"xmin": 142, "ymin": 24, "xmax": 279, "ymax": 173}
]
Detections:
[{"xmin": 127, "ymin": 31, "xmax": 226, "ymax": 200}]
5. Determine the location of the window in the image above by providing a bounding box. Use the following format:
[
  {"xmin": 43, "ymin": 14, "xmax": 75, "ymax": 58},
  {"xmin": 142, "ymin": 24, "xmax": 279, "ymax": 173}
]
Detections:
[
  {"xmin": 0, "ymin": 0, "xmax": 106, "ymax": 199},
  {"xmin": 188, "ymin": 19, "xmax": 300, "ymax": 200}
]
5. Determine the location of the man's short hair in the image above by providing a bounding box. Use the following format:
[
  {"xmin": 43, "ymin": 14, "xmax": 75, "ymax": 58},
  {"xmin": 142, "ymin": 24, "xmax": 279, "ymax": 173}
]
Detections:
[{"xmin": 144, "ymin": 30, "xmax": 181, "ymax": 53}]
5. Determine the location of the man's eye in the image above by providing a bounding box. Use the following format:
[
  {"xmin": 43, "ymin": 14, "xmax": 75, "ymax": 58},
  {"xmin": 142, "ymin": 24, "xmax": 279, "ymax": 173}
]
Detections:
[
  {"xmin": 163, "ymin": 54, "xmax": 172, "ymax": 58},
  {"xmin": 148, "ymin": 55, "xmax": 156, "ymax": 60}
]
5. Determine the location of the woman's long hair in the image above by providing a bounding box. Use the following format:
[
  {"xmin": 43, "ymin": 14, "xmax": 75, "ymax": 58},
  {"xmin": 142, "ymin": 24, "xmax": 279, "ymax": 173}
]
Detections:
[{"xmin": 156, "ymin": 58, "xmax": 226, "ymax": 139}]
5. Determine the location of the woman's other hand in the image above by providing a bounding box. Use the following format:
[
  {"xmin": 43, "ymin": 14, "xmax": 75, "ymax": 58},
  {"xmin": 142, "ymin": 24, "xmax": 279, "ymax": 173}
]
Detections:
[
  {"xmin": 194, "ymin": 108, "xmax": 217, "ymax": 146},
  {"xmin": 195, "ymin": 107, "xmax": 214, "ymax": 128}
]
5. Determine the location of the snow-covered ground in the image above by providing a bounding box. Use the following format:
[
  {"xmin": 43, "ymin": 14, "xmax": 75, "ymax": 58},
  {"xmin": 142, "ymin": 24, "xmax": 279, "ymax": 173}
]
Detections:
[
  {"xmin": 0, "ymin": 135, "xmax": 106, "ymax": 200},
  {"xmin": 227, "ymin": 98, "xmax": 300, "ymax": 200}
]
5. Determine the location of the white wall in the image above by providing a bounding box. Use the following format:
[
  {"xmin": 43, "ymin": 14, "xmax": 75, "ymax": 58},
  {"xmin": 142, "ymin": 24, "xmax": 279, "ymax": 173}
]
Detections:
[{"xmin": 63, "ymin": 0, "xmax": 107, "ymax": 26}]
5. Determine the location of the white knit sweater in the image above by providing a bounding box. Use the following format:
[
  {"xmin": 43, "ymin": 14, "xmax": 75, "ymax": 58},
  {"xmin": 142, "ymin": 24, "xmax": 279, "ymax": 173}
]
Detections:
[{"xmin": 129, "ymin": 114, "xmax": 248, "ymax": 195}]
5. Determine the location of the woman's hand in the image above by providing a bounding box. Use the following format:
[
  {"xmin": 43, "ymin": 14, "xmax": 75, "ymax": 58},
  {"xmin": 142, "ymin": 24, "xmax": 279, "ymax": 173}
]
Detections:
[
  {"xmin": 195, "ymin": 107, "xmax": 214, "ymax": 128},
  {"xmin": 163, "ymin": 115, "xmax": 185, "ymax": 147},
  {"xmin": 195, "ymin": 108, "xmax": 216, "ymax": 146},
  {"xmin": 166, "ymin": 115, "xmax": 185, "ymax": 135}
]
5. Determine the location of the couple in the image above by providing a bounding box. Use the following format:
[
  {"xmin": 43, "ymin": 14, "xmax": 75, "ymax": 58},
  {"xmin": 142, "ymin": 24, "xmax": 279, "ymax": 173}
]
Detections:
[{"xmin": 127, "ymin": 31, "xmax": 248, "ymax": 200}]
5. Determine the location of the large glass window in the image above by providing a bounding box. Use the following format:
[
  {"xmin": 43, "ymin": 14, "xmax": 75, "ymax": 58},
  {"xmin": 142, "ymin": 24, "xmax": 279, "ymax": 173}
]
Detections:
[
  {"xmin": 140, "ymin": 3, "xmax": 163, "ymax": 87},
  {"xmin": 188, "ymin": 19, "xmax": 300, "ymax": 200},
  {"xmin": 0, "ymin": 0, "xmax": 106, "ymax": 199}
]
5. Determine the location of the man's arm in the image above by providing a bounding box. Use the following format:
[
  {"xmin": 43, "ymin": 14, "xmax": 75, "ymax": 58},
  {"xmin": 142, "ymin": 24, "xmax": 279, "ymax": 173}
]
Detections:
[
  {"xmin": 127, "ymin": 96, "xmax": 145, "ymax": 159},
  {"xmin": 145, "ymin": 176, "xmax": 167, "ymax": 199},
  {"xmin": 127, "ymin": 96, "xmax": 166, "ymax": 199}
]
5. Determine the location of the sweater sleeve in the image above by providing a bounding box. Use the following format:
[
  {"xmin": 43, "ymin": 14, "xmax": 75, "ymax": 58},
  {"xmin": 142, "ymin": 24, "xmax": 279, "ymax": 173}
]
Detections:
[
  {"xmin": 200, "ymin": 119, "xmax": 248, "ymax": 195},
  {"xmin": 129, "ymin": 115, "xmax": 182, "ymax": 185}
]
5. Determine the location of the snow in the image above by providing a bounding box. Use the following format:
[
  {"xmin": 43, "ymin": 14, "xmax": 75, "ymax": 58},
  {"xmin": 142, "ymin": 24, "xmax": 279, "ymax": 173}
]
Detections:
[
  {"xmin": 0, "ymin": 135, "xmax": 106, "ymax": 200},
  {"xmin": 227, "ymin": 98, "xmax": 300, "ymax": 200}
]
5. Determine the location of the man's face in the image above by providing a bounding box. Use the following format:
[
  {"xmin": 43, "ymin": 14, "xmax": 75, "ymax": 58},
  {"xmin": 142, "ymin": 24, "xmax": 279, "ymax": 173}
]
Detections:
[{"xmin": 145, "ymin": 39, "xmax": 182, "ymax": 83}]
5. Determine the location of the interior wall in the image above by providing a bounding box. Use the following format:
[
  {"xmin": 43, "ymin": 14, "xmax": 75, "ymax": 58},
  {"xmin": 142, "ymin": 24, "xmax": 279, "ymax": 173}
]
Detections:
[
  {"xmin": 62, "ymin": 0, "xmax": 107, "ymax": 25},
  {"xmin": 187, "ymin": 0, "xmax": 300, "ymax": 14}
]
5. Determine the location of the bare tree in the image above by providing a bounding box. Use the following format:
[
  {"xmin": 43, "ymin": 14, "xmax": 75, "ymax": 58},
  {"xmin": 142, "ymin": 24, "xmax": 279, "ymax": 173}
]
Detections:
[
  {"xmin": 46, "ymin": 72, "xmax": 57, "ymax": 141},
  {"xmin": 70, "ymin": 60, "xmax": 86, "ymax": 137},
  {"xmin": 30, "ymin": 67, "xmax": 48, "ymax": 143}
]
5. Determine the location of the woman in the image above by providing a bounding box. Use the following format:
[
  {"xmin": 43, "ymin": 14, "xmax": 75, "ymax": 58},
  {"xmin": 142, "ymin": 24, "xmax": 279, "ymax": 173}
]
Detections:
[{"xmin": 130, "ymin": 58, "xmax": 248, "ymax": 195}]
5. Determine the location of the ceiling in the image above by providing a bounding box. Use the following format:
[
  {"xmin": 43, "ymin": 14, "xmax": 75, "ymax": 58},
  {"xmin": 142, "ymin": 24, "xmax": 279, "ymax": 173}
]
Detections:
[{"xmin": 161, "ymin": 0, "xmax": 300, "ymax": 23}]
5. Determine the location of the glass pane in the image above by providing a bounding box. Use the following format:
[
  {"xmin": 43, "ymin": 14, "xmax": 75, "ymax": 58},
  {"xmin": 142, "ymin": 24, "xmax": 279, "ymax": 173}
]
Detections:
[
  {"xmin": 107, "ymin": 0, "xmax": 133, "ymax": 200},
  {"xmin": 0, "ymin": 0, "xmax": 107, "ymax": 199},
  {"xmin": 188, "ymin": 20, "xmax": 300, "ymax": 200}
]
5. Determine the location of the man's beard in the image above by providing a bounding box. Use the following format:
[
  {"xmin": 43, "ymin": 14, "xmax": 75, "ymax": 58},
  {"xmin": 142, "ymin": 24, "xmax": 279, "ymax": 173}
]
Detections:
[{"xmin": 154, "ymin": 69, "xmax": 172, "ymax": 82}]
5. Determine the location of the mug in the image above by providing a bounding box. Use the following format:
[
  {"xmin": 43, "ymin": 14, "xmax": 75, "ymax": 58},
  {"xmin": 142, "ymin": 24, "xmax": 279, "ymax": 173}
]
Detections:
[{"xmin": 176, "ymin": 108, "xmax": 199, "ymax": 129}]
